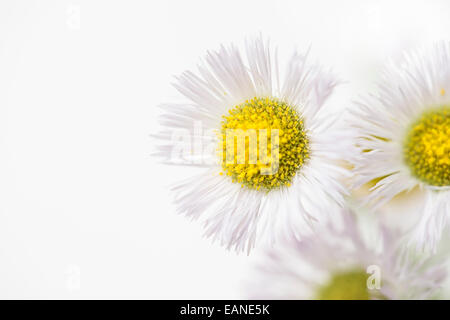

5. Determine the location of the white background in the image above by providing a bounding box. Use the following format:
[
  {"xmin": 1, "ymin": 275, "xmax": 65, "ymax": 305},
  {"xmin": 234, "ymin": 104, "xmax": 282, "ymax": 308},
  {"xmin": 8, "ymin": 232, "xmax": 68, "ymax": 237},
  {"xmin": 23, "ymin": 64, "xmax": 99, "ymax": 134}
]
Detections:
[{"xmin": 1, "ymin": 0, "xmax": 450, "ymax": 299}]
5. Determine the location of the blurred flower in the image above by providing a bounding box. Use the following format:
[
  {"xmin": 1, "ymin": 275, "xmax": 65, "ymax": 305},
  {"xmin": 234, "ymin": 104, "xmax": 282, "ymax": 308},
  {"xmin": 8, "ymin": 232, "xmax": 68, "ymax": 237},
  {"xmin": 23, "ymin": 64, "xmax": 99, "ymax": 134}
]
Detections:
[
  {"xmin": 154, "ymin": 36, "xmax": 350, "ymax": 253},
  {"xmin": 351, "ymin": 43, "xmax": 450, "ymax": 251},
  {"xmin": 246, "ymin": 209, "xmax": 446, "ymax": 300}
]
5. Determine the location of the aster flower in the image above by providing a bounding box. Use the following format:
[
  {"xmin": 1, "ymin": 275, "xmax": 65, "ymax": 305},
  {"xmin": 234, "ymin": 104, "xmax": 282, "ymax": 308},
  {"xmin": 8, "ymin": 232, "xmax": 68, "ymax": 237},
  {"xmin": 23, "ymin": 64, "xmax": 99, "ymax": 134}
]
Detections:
[
  {"xmin": 246, "ymin": 209, "xmax": 447, "ymax": 300},
  {"xmin": 154, "ymin": 37, "xmax": 350, "ymax": 253},
  {"xmin": 351, "ymin": 43, "xmax": 450, "ymax": 251}
]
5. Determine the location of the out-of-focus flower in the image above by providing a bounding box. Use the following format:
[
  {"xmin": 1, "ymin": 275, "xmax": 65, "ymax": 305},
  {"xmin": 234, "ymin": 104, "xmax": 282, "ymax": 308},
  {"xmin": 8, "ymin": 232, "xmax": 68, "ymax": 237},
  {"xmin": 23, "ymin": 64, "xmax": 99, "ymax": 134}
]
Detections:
[
  {"xmin": 246, "ymin": 209, "xmax": 446, "ymax": 300},
  {"xmin": 154, "ymin": 36, "xmax": 350, "ymax": 253},
  {"xmin": 351, "ymin": 43, "xmax": 450, "ymax": 251}
]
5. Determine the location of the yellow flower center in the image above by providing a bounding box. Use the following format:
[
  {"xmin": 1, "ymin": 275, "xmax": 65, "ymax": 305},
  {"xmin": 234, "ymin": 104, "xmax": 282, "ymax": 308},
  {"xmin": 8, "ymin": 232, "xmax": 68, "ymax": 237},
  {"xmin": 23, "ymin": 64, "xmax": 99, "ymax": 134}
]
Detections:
[
  {"xmin": 317, "ymin": 270, "xmax": 370, "ymax": 300},
  {"xmin": 219, "ymin": 97, "xmax": 309, "ymax": 191},
  {"xmin": 404, "ymin": 106, "xmax": 450, "ymax": 187}
]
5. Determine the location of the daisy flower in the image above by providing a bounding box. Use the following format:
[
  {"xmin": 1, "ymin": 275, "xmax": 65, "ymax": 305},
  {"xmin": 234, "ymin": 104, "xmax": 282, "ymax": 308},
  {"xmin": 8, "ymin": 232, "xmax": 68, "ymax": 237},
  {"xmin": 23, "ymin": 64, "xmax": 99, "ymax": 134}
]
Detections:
[
  {"xmin": 246, "ymin": 209, "xmax": 447, "ymax": 300},
  {"xmin": 351, "ymin": 43, "xmax": 450, "ymax": 251},
  {"xmin": 154, "ymin": 37, "xmax": 349, "ymax": 253}
]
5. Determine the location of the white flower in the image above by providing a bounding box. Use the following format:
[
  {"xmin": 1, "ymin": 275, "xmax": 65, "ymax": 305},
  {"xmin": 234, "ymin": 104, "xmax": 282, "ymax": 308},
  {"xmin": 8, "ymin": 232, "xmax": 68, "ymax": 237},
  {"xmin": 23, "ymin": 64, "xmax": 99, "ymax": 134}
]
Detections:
[
  {"xmin": 351, "ymin": 43, "xmax": 450, "ymax": 252},
  {"xmin": 246, "ymin": 209, "xmax": 447, "ymax": 300},
  {"xmin": 154, "ymin": 36, "xmax": 350, "ymax": 253},
  {"xmin": 157, "ymin": 38, "xmax": 348, "ymax": 251}
]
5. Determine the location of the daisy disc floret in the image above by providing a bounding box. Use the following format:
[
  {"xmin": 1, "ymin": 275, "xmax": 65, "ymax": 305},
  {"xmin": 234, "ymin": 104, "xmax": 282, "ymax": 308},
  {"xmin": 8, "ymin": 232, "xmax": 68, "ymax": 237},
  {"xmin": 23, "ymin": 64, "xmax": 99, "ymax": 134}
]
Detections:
[
  {"xmin": 404, "ymin": 106, "xmax": 450, "ymax": 187},
  {"xmin": 220, "ymin": 97, "xmax": 309, "ymax": 191},
  {"xmin": 316, "ymin": 269, "xmax": 370, "ymax": 300}
]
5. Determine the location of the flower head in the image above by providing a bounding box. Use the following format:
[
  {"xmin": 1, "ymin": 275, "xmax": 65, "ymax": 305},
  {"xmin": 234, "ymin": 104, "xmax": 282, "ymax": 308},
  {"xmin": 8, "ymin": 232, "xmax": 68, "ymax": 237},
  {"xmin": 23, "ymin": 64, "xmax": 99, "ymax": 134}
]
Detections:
[
  {"xmin": 351, "ymin": 43, "xmax": 450, "ymax": 251},
  {"xmin": 246, "ymin": 209, "xmax": 446, "ymax": 300},
  {"xmin": 154, "ymin": 36, "xmax": 350, "ymax": 253}
]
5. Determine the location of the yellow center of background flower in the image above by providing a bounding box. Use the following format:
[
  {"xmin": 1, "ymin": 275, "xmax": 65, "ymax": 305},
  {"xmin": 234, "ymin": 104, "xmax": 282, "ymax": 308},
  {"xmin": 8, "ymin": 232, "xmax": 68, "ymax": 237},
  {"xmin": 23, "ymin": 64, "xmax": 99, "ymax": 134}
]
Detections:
[
  {"xmin": 219, "ymin": 97, "xmax": 309, "ymax": 191},
  {"xmin": 316, "ymin": 270, "xmax": 370, "ymax": 300},
  {"xmin": 404, "ymin": 106, "xmax": 450, "ymax": 187}
]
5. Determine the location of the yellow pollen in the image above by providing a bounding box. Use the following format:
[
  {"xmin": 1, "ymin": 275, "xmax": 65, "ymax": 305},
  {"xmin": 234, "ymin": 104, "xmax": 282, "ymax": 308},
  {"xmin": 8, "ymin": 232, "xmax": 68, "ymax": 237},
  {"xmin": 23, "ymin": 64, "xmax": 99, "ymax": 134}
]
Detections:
[
  {"xmin": 218, "ymin": 97, "xmax": 309, "ymax": 191},
  {"xmin": 440, "ymin": 88, "xmax": 446, "ymax": 96},
  {"xmin": 404, "ymin": 106, "xmax": 450, "ymax": 187},
  {"xmin": 316, "ymin": 270, "xmax": 370, "ymax": 300}
]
